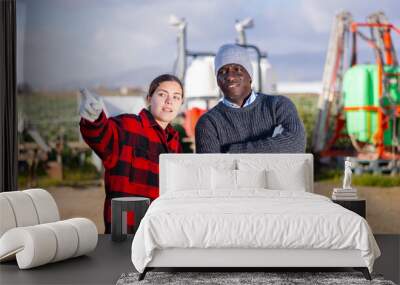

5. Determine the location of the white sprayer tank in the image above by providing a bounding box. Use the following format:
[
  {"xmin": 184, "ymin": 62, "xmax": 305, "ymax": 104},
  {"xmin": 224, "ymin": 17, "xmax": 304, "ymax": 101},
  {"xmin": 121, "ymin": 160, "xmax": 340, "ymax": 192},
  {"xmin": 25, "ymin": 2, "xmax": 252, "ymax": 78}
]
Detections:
[
  {"xmin": 251, "ymin": 57, "xmax": 277, "ymax": 94},
  {"xmin": 184, "ymin": 57, "xmax": 220, "ymax": 109}
]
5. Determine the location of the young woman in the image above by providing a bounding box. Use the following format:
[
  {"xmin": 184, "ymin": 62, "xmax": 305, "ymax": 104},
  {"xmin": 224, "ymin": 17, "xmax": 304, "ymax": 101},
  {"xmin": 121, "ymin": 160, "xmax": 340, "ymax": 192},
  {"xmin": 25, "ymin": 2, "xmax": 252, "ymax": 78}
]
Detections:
[{"xmin": 79, "ymin": 74, "xmax": 184, "ymax": 233}]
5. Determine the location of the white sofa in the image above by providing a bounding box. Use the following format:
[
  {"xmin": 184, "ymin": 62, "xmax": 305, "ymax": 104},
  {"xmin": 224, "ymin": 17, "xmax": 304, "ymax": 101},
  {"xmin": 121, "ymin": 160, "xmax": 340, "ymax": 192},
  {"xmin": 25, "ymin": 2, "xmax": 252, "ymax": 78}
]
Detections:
[{"xmin": 0, "ymin": 188, "xmax": 98, "ymax": 269}]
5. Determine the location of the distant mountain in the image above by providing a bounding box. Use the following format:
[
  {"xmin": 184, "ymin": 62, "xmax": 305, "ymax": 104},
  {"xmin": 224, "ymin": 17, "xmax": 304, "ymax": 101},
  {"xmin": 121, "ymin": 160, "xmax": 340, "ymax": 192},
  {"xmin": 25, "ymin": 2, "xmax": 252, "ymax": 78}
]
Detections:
[
  {"xmin": 100, "ymin": 65, "xmax": 173, "ymax": 89},
  {"xmin": 277, "ymin": 81, "xmax": 322, "ymax": 94}
]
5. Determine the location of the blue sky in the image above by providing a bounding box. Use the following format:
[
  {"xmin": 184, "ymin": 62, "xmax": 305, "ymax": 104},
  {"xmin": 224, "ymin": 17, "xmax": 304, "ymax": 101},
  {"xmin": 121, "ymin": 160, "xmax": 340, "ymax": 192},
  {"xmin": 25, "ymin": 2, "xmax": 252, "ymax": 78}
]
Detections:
[{"xmin": 17, "ymin": 0, "xmax": 400, "ymax": 90}]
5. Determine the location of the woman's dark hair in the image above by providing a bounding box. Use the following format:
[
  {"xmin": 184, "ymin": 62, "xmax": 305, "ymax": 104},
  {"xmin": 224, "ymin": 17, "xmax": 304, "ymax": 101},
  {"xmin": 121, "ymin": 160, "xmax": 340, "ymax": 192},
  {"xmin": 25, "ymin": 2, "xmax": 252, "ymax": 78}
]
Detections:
[{"xmin": 148, "ymin": 74, "xmax": 184, "ymax": 98}]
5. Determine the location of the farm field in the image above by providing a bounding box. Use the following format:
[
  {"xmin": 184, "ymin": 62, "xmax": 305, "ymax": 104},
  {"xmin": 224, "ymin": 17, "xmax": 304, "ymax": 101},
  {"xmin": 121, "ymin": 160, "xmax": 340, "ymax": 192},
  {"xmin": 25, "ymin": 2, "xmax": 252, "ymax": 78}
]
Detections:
[{"xmin": 17, "ymin": 91, "xmax": 319, "ymax": 148}]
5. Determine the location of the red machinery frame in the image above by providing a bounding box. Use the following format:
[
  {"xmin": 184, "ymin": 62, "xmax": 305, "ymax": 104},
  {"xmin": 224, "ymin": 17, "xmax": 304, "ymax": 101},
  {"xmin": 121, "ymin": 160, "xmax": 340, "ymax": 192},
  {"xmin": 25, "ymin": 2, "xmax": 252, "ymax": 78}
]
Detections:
[{"xmin": 320, "ymin": 22, "xmax": 400, "ymax": 160}]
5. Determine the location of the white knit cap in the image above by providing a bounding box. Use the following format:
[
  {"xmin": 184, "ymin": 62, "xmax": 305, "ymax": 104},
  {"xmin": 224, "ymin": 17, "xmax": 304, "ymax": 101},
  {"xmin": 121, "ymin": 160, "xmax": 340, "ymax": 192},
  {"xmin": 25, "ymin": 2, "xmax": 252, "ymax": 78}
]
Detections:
[{"xmin": 214, "ymin": 44, "xmax": 253, "ymax": 80}]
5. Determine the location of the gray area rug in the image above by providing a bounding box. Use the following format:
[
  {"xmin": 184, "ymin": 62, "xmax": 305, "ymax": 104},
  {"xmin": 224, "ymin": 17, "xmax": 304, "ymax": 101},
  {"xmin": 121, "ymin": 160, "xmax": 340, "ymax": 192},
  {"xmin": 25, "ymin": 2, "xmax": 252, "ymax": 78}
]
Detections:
[{"xmin": 116, "ymin": 271, "xmax": 396, "ymax": 285}]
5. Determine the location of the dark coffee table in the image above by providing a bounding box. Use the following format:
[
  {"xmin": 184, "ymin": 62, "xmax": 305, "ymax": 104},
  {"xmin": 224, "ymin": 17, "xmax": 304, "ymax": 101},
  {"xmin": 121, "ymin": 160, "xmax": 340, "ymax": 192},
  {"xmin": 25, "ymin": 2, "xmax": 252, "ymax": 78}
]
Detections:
[{"xmin": 111, "ymin": 197, "xmax": 150, "ymax": 242}]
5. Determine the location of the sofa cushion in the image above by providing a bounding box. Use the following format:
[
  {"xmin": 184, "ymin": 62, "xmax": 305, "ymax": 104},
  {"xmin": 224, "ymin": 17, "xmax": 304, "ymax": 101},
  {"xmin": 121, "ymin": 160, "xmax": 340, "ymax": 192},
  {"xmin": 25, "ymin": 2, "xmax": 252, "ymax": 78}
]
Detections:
[
  {"xmin": 0, "ymin": 191, "xmax": 39, "ymax": 228},
  {"xmin": 42, "ymin": 221, "xmax": 79, "ymax": 262},
  {"xmin": 0, "ymin": 189, "xmax": 60, "ymax": 238},
  {"xmin": 24, "ymin": 189, "xmax": 60, "ymax": 223},
  {"xmin": 64, "ymin": 218, "xmax": 98, "ymax": 257},
  {"xmin": 0, "ymin": 196, "xmax": 17, "ymax": 237}
]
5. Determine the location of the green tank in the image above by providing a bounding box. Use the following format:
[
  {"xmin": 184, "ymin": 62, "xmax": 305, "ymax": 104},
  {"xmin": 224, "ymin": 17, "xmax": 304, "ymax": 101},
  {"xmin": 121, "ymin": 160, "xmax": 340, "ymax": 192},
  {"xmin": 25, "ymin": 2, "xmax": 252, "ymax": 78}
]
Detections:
[{"xmin": 342, "ymin": 64, "xmax": 400, "ymax": 146}]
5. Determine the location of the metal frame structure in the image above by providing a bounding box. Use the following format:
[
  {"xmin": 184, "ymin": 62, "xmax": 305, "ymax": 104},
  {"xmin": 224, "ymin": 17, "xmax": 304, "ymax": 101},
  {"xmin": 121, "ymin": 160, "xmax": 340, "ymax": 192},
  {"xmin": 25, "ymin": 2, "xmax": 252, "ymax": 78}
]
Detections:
[{"xmin": 312, "ymin": 12, "xmax": 400, "ymax": 163}]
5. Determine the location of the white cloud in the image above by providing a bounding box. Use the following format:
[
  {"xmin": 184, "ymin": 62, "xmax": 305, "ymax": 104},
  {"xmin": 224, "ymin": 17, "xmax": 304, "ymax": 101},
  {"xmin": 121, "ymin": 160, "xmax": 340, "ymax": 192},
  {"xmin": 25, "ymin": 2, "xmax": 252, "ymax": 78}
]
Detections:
[
  {"xmin": 18, "ymin": 0, "xmax": 400, "ymax": 89},
  {"xmin": 300, "ymin": 0, "xmax": 333, "ymax": 34}
]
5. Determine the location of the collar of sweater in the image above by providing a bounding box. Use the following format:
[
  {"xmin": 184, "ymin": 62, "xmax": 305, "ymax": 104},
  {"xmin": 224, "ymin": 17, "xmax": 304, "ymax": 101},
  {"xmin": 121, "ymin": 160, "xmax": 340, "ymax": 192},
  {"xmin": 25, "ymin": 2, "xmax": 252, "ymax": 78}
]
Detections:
[
  {"xmin": 222, "ymin": 90, "xmax": 258, "ymax": 108},
  {"xmin": 217, "ymin": 92, "xmax": 265, "ymax": 112}
]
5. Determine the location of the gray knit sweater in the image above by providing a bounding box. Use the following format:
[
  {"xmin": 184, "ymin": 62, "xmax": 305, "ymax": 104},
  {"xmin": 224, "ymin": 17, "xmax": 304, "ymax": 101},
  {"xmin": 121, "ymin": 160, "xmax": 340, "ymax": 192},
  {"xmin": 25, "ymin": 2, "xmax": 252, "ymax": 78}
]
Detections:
[{"xmin": 195, "ymin": 93, "xmax": 306, "ymax": 153}]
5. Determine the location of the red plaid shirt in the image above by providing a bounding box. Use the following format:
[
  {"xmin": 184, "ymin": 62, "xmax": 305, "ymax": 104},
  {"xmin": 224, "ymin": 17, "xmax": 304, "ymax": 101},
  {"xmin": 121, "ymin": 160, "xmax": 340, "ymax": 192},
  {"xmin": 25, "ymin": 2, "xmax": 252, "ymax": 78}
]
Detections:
[{"xmin": 80, "ymin": 108, "xmax": 182, "ymax": 233}]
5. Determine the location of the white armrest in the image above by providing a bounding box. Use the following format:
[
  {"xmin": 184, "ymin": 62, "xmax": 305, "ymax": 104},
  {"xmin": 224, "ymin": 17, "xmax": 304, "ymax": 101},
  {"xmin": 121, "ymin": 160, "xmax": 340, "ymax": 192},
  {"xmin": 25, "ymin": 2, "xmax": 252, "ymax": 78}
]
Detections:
[
  {"xmin": 0, "ymin": 226, "xmax": 57, "ymax": 268},
  {"xmin": 24, "ymin": 188, "xmax": 60, "ymax": 223},
  {"xmin": 0, "ymin": 191, "xmax": 40, "ymax": 227},
  {"xmin": 0, "ymin": 218, "xmax": 98, "ymax": 269}
]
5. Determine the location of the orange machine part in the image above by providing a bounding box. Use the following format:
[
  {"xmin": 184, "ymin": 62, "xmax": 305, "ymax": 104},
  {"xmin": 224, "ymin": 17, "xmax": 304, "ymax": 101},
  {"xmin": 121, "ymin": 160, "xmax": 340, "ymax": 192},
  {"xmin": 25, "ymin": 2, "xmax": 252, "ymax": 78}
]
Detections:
[{"xmin": 183, "ymin": 107, "xmax": 206, "ymax": 138}]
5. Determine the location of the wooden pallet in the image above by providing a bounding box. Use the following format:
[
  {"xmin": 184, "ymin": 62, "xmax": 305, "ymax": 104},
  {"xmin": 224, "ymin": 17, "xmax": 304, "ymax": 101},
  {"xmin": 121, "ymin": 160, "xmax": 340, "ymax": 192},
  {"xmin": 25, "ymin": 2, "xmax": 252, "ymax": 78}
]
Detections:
[{"xmin": 348, "ymin": 157, "xmax": 400, "ymax": 175}]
